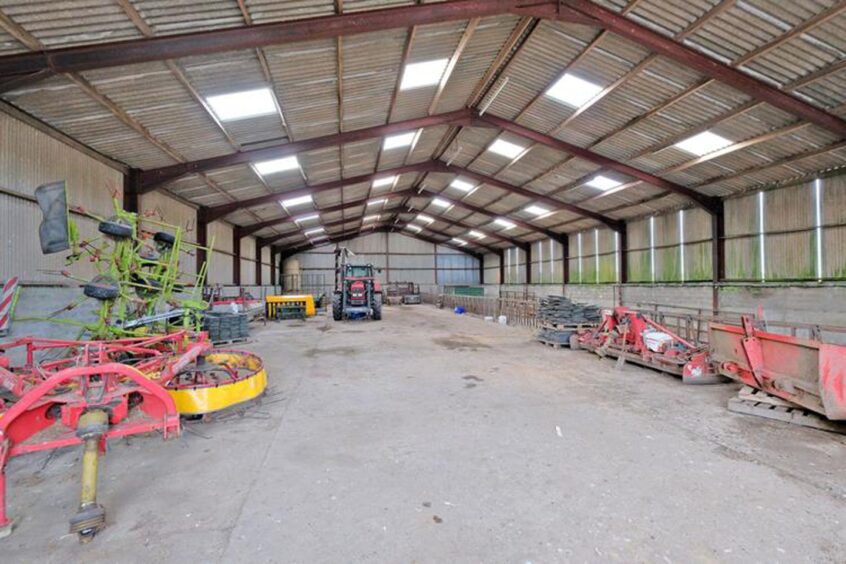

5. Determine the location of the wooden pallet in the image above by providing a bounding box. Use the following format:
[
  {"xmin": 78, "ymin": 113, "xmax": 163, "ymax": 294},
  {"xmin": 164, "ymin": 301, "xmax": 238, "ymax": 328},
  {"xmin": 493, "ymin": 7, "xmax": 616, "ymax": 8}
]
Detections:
[
  {"xmin": 727, "ymin": 386, "xmax": 846, "ymax": 434},
  {"xmin": 536, "ymin": 337, "xmax": 569, "ymax": 349}
]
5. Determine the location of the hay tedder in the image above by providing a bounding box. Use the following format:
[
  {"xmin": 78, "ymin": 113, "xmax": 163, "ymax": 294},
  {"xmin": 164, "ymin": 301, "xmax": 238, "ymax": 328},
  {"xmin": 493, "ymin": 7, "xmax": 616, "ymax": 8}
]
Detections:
[{"xmin": 0, "ymin": 182, "xmax": 268, "ymax": 542}]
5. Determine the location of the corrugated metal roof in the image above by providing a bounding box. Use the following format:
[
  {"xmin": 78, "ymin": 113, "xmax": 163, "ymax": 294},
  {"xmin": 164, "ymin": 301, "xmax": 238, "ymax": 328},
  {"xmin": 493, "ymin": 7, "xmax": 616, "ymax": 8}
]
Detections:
[{"xmin": 0, "ymin": 0, "xmax": 843, "ymax": 249}]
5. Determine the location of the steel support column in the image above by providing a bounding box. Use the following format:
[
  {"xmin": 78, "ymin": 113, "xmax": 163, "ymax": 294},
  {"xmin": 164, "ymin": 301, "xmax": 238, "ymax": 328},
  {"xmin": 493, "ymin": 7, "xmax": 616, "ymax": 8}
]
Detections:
[
  {"xmin": 233, "ymin": 228, "xmax": 242, "ymax": 286},
  {"xmin": 525, "ymin": 243, "xmax": 532, "ymax": 284},
  {"xmin": 618, "ymin": 228, "xmax": 628, "ymax": 285},
  {"xmin": 498, "ymin": 249, "xmax": 506, "ymax": 285},
  {"xmin": 255, "ymin": 240, "xmax": 264, "ymax": 286},
  {"xmin": 123, "ymin": 168, "xmax": 141, "ymax": 213},
  {"xmin": 559, "ymin": 234, "xmax": 570, "ymax": 290},
  {"xmin": 196, "ymin": 213, "xmax": 208, "ymax": 278},
  {"xmin": 711, "ymin": 201, "xmax": 725, "ymax": 312},
  {"xmin": 270, "ymin": 247, "xmax": 278, "ymax": 287}
]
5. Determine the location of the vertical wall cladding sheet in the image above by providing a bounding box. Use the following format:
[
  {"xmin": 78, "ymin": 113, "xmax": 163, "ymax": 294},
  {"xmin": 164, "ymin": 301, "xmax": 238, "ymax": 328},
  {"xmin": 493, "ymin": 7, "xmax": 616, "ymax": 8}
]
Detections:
[
  {"xmin": 139, "ymin": 191, "xmax": 198, "ymax": 279},
  {"xmin": 386, "ymin": 233, "xmax": 436, "ymax": 286},
  {"xmin": 0, "ymin": 112, "xmax": 124, "ymax": 283},
  {"xmin": 241, "ymin": 236, "xmax": 257, "ymax": 285},
  {"xmin": 289, "ymin": 233, "xmax": 477, "ymax": 290},
  {"xmin": 0, "ymin": 193, "xmax": 99, "ymax": 283},
  {"xmin": 683, "ymin": 208, "xmax": 713, "ymax": 281},
  {"xmin": 261, "ymin": 246, "xmax": 271, "ymax": 284},
  {"xmin": 597, "ymin": 229, "xmax": 617, "ymax": 283},
  {"xmin": 483, "ymin": 252, "xmax": 501, "ymax": 284},
  {"xmin": 437, "ymin": 246, "xmax": 480, "ymax": 285},
  {"xmin": 532, "ymin": 239, "xmax": 564, "ymax": 284},
  {"xmin": 208, "ymin": 221, "xmax": 233, "ymax": 285},
  {"xmin": 567, "ymin": 235, "xmax": 579, "ymax": 283},
  {"xmin": 654, "ymin": 212, "xmax": 681, "ymax": 282},
  {"xmin": 725, "ymin": 192, "xmax": 761, "ymax": 281},
  {"xmin": 765, "ymin": 182, "xmax": 815, "ymax": 280},
  {"xmin": 581, "ymin": 229, "xmax": 597, "ymax": 283},
  {"xmin": 626, "ymin": 218, "xmax": 651, "ymax": 282},
  {"xmin": 0, "ymin": 112, "xmax": 122, "ymax": 216},
  {"xmin": 505, "ymin": 247, "xmax": 525, "ymax": 284},
  {"xmin": 823, "ymin": 173, "xmax": 846, "ymax": 279}
]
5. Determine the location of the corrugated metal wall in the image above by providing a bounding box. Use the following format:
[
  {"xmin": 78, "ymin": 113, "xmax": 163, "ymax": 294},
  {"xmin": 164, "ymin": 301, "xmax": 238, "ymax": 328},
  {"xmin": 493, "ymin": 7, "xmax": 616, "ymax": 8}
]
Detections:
[
  {"xmin": 0, "ymin": 111, "xmax": 123, "ymax": 283},
  {"xmin": 207, "ymin": 221, "xmax": 233, "ymax": 284},
  {"xmin": 241, "ymin": 236, "xmax": 256, "ymax": 285},
  {"xmin": 824, "ymin": 174, "xmax": 846, "ymax": 279},
  {"xmin": 529, "ymin": 238, "xmax": 564, "ymax": 284},
  {"xmin": 261, "ymin": 247, "xmax": 271, "ymax": 283},
  {"xmin": 683, "ymin": 208, "xmax": 712, "ymax": 282},
  {"xmin": 289, "ymin": 232, "xmax": 480, "ymax": 294},
  {"xmin": 725, "ymin": 191, "xmax": 760, "ymax": 281},
  {"xmin": 483, "ymin": 252, "xmax": 501, "ymax": 284}
]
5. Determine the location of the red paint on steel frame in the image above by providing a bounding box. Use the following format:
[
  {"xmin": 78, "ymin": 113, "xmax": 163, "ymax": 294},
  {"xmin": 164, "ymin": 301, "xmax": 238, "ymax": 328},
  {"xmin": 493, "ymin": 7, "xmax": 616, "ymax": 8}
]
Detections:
[{"xmin": 708, "ymin": 316, "xmax": 846, "ymax": 421}]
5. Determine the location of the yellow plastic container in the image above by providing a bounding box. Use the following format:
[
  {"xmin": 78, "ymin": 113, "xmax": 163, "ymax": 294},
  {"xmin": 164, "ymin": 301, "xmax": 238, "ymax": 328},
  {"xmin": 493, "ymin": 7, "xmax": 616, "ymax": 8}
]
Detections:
[{"xmin": 266, "ymin": 294, "xmax": 316, "ymax": 318}]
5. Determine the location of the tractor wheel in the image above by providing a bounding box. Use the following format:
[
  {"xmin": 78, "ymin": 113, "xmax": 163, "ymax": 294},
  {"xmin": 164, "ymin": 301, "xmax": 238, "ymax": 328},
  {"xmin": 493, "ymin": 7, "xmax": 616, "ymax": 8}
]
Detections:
[
  {"xmin": 154, "ymin": 231, "xmax": 176, "ymax": 247},
  {"xmin": 84, "ymin": 275, "xmax": 120, "ymax": 300},
  {"xmin": 372, "ymin": 294, "xmax": 382, "ymax": 321},
  {"xmin": 98, "ymin": 217, "xmax": 133, "ymax": 239},
  {"xmin": 332, "ymin": 293, "xmax": 343, "ymax": 321}
]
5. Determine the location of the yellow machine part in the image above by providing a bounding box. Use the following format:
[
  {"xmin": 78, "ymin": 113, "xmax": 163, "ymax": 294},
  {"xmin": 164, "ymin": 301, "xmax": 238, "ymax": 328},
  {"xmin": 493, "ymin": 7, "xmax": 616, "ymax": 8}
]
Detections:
[
  {"xmin": 167, "ymin": 351, "xmax": 268, "ymax": 415},
  {"xmin": 266, "ymin": 294, "xmax": 316, "ymax": 317}
]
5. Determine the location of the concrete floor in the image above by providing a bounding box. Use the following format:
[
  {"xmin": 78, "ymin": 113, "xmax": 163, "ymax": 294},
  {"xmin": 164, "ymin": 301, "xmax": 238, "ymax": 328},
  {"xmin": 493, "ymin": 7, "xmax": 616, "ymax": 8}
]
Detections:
[{"xmin": 2, "ymin": 305, "xmax": 845, "ymax": 563}]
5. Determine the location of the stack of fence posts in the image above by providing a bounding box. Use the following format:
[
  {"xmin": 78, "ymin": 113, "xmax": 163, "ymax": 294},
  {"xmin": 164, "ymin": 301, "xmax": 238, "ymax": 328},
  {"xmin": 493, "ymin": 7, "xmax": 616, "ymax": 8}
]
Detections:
[{"xmin": 434, "ymin": 293, "xmax": 540, "ymax": 328}]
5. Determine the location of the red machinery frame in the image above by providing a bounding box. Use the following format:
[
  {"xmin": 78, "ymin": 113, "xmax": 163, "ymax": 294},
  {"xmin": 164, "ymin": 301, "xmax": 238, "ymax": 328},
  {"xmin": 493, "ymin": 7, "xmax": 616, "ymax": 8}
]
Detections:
[
  {"xmin": 0, "ymin": 332, "xmax": 212, "ymax": 538},
  {"xmin": 575, "ymin": 307, "xmax": 720, "ymax": 384},
  {"xmin": 708, "ymin": 315, "xmax": 846, "ymax": 420}
]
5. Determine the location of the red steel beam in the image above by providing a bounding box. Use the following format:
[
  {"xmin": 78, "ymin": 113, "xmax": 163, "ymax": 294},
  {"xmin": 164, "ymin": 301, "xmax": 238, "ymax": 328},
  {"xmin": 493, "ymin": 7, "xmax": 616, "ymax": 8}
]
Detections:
[
  {"xmin": 281, "ymin": 225, "xmax": 484, "ymax": 259},
  {"xmin": 479, "ymin": 113, "xmax": 721, "ymax": 214},
  {"xmin": 201, "ymin": 161, "xmax": 438, "ymax": 223},
  {"xmin": 438, "ymin": 163, "xmax": 624, "ymax": 232},
  {"xmin": 0, "ymin": 1, "xmax": 556, "ymax": 80},
  {"xmin": 419, "ymin": 185, "xmax": 560, "ymax": 240},
  {"xmin": 140, "ymin": 110, "xmax": 471, "ymax": 191},
  {"xmin": 561, "ymin": 0, "xmax": 846, "ymax": 138},
  {"xmin": 254, "ymin": 189, "xmax": 415, "ymax": 245}
]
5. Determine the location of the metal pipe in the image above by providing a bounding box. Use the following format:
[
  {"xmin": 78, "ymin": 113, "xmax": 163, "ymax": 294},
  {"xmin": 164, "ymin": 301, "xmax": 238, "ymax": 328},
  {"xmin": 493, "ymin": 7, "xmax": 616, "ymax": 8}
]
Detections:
[{"xmin": 69, "ymin": 410, "xmax": 109, "ymax": 543}]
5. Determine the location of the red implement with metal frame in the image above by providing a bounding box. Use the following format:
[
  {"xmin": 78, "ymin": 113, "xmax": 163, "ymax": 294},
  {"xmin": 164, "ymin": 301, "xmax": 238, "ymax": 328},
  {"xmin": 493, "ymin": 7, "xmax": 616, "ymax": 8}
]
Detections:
[
  {"xmin": 0, "ymin": 332, "xmax": 212, "ymax": 540},
  {"xmin": 707, "ymin": 315, "xmax": 846, "ymax": 420},
  {"xmin": 575, "ymin": 307, "xmax": 722, "ymax": 384}
]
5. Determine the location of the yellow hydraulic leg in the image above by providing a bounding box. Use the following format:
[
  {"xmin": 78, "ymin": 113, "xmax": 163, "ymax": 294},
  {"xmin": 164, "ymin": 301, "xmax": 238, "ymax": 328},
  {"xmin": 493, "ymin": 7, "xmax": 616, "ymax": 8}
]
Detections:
[{"xmin": 69, "ymin": 410, "xmax": 109, "ymax": 543}]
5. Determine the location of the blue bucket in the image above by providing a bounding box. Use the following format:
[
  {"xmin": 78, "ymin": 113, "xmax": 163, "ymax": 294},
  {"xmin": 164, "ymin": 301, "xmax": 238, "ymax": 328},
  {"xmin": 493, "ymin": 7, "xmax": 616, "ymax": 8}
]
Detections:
[{"xmin": 454, "ymin": 306, "xmax": 465, "ymax": 314}]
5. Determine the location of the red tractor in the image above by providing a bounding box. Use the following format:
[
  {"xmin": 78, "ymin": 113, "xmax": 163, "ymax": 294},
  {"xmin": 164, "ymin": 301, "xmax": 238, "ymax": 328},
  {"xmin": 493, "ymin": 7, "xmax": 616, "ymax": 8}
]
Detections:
[{"xmin": 332, "ymin": 248, "xmax": 383, "ymax": 321}]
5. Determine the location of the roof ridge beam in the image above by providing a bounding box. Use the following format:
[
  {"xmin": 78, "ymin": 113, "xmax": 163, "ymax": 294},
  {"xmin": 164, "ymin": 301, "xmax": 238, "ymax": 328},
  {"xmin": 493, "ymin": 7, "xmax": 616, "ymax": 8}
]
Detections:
[
  {"xmin": 140, "ymin": 110, "xmax": 471, "ymax": 191},
  {"xmin": 201, "ymin": 161, "xmax": 439, "ymax": 223},
  {"xmin": 252, "ymin": 189, "xmax": 415, "ymax": 245},
  {"xmin": 438, "ymin": 162, "xmax": 624, "ymax": 232}
]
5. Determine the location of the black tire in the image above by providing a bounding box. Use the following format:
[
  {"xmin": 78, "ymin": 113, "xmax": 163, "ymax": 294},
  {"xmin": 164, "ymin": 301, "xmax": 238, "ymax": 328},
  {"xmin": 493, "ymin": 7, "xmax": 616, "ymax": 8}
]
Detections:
[
  {"xmin": 84, "ymin": 275, "xmax": 120, "ymax": 300},
  {"xmin": 332, "ymin": 293, "xmax": 343, "ymax": 321},
  {"xmin": 98, "ymin": 217, "xmax": 133, "ymax": 239},
  {"xmin": 154, "ymin": 231, "xmax": 176, "ymax": 247},
  {"xmin": 138, "ymin": 244, "xmax": 160, "ymax": 261},
  {"xmin": 569, "ymin": 333, "xmax": 581, "ymax": 350},
  {"xmin": 131, "ymin": 273, "xmax": 161, "ymax": 298},
  {"xmin": 372, "ymin": 293, "xmax": 382, "ymax": 321}
]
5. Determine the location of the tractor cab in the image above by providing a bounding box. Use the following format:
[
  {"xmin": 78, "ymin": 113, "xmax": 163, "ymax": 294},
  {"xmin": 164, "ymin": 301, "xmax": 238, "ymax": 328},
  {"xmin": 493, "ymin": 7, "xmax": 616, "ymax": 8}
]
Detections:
[{"xmin": 332, "ymin": 249, "xmax": 383, "ymax": 321}]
